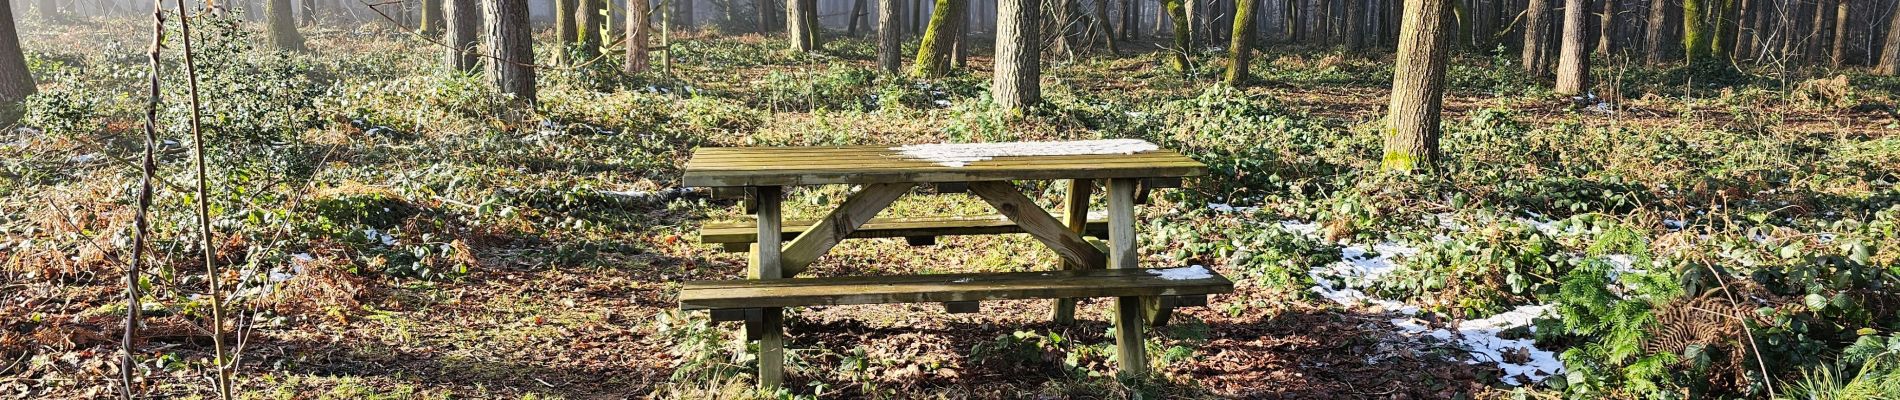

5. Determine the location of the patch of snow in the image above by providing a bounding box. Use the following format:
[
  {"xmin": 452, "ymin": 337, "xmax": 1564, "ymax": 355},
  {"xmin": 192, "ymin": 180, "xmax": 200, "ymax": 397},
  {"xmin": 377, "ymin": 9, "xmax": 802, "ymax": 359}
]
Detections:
[
  {"xmin": 599, "ymin": 187, "xmax": 694, "ymax": 202},
  {"xmin": 1147, "ymin": 265, "xmax": 1215, "ymax": 281},
  {"xmin": 1391, "ymin": 304, "xmax": 1564, "ymax": 385},
  {"xmin": 891, "ymin": 139, "xmax": 1160, "ymax": 167},
  {"xmin": 1208, "ymin": 203, "xmax": 1261, "ymax": 213},
  {"xmin": 68, "ymin": 153, "xmax": 100, "ymax": 163},
  {"xmin": 363, "ymin": 228, "xmax": 397, "ymax": 246},
  {"xmin": 951, "ymin": 277, "xmax": 974, "ymax": 283}
]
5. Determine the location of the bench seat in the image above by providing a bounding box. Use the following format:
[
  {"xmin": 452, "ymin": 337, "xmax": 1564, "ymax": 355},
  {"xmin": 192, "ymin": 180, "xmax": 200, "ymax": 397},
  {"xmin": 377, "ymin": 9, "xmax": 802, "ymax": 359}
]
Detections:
[
  {"xmin": 699, "ymin": 214, "xmax": 1110, "ymax": 250},
  {"xmin": 678, "ymin": 266, "xmax": 1233, "ymax": 311}
]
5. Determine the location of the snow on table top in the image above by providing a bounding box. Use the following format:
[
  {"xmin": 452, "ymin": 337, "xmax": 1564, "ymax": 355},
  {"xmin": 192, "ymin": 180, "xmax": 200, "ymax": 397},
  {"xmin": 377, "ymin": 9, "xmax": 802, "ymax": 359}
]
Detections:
[
  {"xmin": 1147, "ymin": 265, "xmax": 1216, "ymax": 281},
  {"xmin": 890, "ymin": 139, "xmax": 1160, "ymax": 167}
]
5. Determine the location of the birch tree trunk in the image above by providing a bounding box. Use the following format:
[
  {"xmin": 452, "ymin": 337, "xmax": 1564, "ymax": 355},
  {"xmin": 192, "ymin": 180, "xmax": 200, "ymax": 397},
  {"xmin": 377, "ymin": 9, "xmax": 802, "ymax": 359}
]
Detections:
[
  {"xmin": 994, "ymin": 0, "xmax": 1041, "ymax": 109},
  {"xmin": 1555, "ymin": 0, "xmax": 1589, "ymax": 95},
  {"xmin": 1383, "ymin": 0, "xmax": 1450, "ymax": 173},
  {"xmin": 444, "ymin": 0, "xmax": 479, "ymax": 72},
  {"xmin": 485, "ymin": 0, "xmax": 537, "ymax": 103}
]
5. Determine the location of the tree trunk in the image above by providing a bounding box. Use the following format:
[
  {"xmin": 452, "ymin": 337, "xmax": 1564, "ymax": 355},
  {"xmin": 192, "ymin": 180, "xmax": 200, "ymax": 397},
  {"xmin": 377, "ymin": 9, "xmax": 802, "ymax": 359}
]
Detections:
[
  {"xmin": 0, "ymin": 0, "xmax": 32, "ymax": 124},
  {"xmin": 1225, "ymin": 0, "xmax": 1257, "ymax": 84},
  {"xmin": 911, "ymin": 0, "xmax": 960, "ymax": 77},
  {"xmin": 878, "ymin": 0, "xmax": 902, "ymax": 73},
  {"xmin": 578, "ymin": 0, "xmax": 604, "ymax": 60},
  {"xmin": 788, "ymin": 0, "xmax": 815, "ymax": 51},
  {"xmin": 445, "ymin": 0, "xmax": 479, "ymax": 72},
  {"xmin": 1096, "ymin": 0, "xmax": 1119, "ymax": 53},
  {"xmin": 1384, "ymin": 0, "xmax": 1450, "ymax": 173},
  {"xmin": 1683, "ymin": 0, "xmax": 1710, "ymax": 64},
  {"xmin": 1595, "ymin": 0, "xmax": 1613, "ymax": 56},
  {"xmin": 849, "ymin": 0, "xmax": 867, "ymax": 35},
  {"xmin": 485, "ymin": 0, "xmax": 536, "ymax": 103},
  {"xmin": 421, "ymin": 0, "xmax": 443, "ymax": 36},
  {"xmin": 994, "ymin": 0, "xmax": 1041, "ymax": 108},
  {"xmin": 1805, "ymin": 0, "xmax": 1829, "ymax": 65},
  {"xmin": 676, "ymin": 0, "xmax": 694, "ymax": 30},
  {"xmin": 1830, "ymin": 0, "xmax": 1846, "ymax": 68},
  {"xmin": 1159, "ymin": 0, "xmax": 1189, "ymax": 71},
  {"xmin": 1555, "ymin": 0, "xmax": 1589, "ymax": 95},
  {"xmin": 1644, "ymin": 0, "xmax": 1667, "ymax": 64},
  {"xmin": 1878, "ymin": 3, "xmax": 1900, "ymax": 75},
  {"xmin": 952, "ymin": 4, "xmax": 968, "ymax": 69},
  {"xmin": 627, "ymin": 0, "xmax": 652, "ymax": 73},
  {"xmin": 1523, "ymin": 0, "xmax": 1552, "ymax": 76},
  {"xmin": 1708, "ymin": 0, "xmax": 1735, "ymax": 62},
  {"xmin": 1343, "ymin": 0, "xmax": 1363, "ymax": 50},
  {"xmin": 557, "ymin": 0, "xmax": 579, "ymax": 45},
  {"xmin": 267, "ymin": 0, "xmax": 306, "ymax": 51},
  {"xmin": 302, "ymin": 0, "xmax": 317, "ymax": 25}
]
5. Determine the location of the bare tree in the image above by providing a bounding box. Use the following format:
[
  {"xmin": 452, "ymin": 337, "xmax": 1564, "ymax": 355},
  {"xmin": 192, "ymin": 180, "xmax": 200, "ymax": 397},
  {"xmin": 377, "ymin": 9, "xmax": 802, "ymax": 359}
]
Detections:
[
  {"xmin": 1383, "ymin": 0, "xmax": 1451, "ymax": 173},
  {"xmin": 1, "ymin": 0, "xmax": 36, "ymax": 122},
  {"xmin": 1162, "ymin": 0, "xmax": 1189, "ymax": 71},
  {"xmin": 1643, "ymin": 0, "xmax": 1667, "ymax": 64},
  {"xmin": 1830, "ymin": 0, "xmax": 1847, "ymax": 68},
  {"xmin": 1879, "ymin": 5, "xmax": 1900, "ymax": 75},
  {"xmin": 1555, "ymin": 0, "xmax": 1589, "ymax": 95},
  {"xmin": 788, "ymin": 0, "xmax": 817, "ymax": 51},
  {"xmin": 445, "ymin": 0, "xmax": 479, "ymax": 72},
  {"xmin": 556, "ymin": 0, "xmax": 578, "ymax": 61},
  {"xmin": 421, "ymin": 0, "xmax": 444, "ymax": 37},
  {"xmin": 993, "ymin": 0, "xmax": 1040, "ymax": 108},
  {"xmin": 486, "ymin": 0, "xmax": 536, "ymax": 102}
]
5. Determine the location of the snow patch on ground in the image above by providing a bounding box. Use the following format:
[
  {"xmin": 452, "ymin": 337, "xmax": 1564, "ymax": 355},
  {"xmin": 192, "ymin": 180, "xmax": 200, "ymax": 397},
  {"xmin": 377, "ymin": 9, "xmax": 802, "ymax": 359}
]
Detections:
[
  {"xmin": 891, "ymin": 139, "xmax": 1159, "ymax": 167},
  {"xmin": 1278, "ymin": 220, "xmax": 1564, "ymax": 385},
  {"xmin": 1208, "ymin": 203, "xmax": 1262, "ymax": 213},
  {"xmin": 1147, "ymin": 265, "xmax": 1216, "ymax": 280}
]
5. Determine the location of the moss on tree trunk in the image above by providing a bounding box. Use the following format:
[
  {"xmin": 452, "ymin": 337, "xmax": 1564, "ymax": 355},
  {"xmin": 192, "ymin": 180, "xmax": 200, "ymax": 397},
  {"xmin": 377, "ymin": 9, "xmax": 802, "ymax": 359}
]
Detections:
[
  {"xmin": 1224, "ymin": 0, "xmax": 1256, "ymax": 85},
  {"xmin": 910, "ymin": 0, "xmax": 960, "ymax": 78}
]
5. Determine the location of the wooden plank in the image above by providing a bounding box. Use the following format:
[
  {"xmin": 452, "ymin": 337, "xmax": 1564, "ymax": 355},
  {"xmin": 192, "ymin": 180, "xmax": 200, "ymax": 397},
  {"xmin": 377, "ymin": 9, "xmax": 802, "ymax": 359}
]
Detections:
[
  {"xmin": 966, "ymin": 181, "xmax": 1107, "ymax": 271},
  {"xmin": 678, "ymin": 268, "xmax": 1235, "ymax": 310},
  {"xmin": 684, "ymin": 166, "xmax": 1206, "ymax": 188},
  {"xmin": 1052, "ymin": 179, "xmax": 1093, "ymax": 324},
  {"xmin": 1107, "ymin": 178, "xmax": 1148, "ymax": 378},
  {"xmin": 699, "ymin": 214, "xmax": 1112, "ymax": 244},
  {"xmin": 750, "ymin": 186, "xmax": 784, "ymax": 390},
  {"xmin": 780, "ymin": 183, "xmax": 917, "ymax": 277}
]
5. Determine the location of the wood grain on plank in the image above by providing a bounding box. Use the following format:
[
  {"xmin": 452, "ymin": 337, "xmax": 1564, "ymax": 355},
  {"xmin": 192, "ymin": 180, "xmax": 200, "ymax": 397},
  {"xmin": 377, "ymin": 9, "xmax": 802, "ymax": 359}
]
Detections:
[{"xmin": 678, "ymin": 268, "xmax": 1235, "ymax": 310}]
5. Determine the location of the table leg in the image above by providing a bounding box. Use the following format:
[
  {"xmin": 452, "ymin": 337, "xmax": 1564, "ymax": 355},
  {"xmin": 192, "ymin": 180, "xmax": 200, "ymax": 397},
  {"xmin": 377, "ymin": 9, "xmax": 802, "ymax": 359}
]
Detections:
[
  {"xmin": 1107, "ymin": 178, "xmax": 1147, "ymax": 378},
  {"xmin": 751, "ymin": 186, "xmax": 785, "ymax": 390},
  {"xmin": 1052, "ymin": 179, "xmax": 1094, "ymax": 324}
]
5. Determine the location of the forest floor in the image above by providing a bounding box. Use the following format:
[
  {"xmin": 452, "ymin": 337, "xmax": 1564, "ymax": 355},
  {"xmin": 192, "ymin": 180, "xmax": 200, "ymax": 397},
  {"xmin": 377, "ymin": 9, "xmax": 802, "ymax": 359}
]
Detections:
[{"xmin": 5, "ymin": 15, "xmax": 1900, "ymax": 400}]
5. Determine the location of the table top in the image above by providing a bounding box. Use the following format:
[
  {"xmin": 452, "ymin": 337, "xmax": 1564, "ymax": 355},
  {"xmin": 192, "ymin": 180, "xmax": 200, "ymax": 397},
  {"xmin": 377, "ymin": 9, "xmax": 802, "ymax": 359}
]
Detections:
[{"xmin": 681, "ymin": 139, "xmax": 1207, "ymax": 187}]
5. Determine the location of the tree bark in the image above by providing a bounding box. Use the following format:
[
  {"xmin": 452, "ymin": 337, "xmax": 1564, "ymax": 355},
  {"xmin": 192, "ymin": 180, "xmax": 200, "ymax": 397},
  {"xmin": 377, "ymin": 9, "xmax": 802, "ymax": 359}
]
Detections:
[
  {"xmin": 911, "ymin": 0, "xmax": 960, "ymax": 77},
  {"xmin": 1683, "ymin": 0, "xmax": 1710, "ymax": 64},
  {"xmin": 445, "ymin": 0, "xmax": 479, "ymax": 72},
  {"xmin": 0, "ymin": 0, "xmax": 33, "ymax": 123},
  {"xmin": 788, "ymin": 0, "xmax": 816, "ymax": 51},
  {"xmin": 627, "ymin": 0, "xmax": 652, "ymax": 73},
  {"xmin": 849, "ymin": 0, "xmax": 867, "ymax": 35},
  {"xmin": 267, "ymin": 0, "xmax": 307, "ymax": 51},
  {"xmin": 557, "ymin": 0, "xmax": 579, "ymax": 45},
  {"xmin": 1830, "ymin": 0, "xmax": 1847, "ymax": 68},
  {"xmin": 676, "ymin": 0, "xmax": 695, "ymax": 30},
  {"xmin": 1163, "ymin": 0, "xmax": 1190, "ymax": 71},
  {"xmin": 994, "ymin": 0, "xmax": 1041, "ymax": 109},
  {"xmin": 1343, "ymin": 0, "xmax": 1364, "ymax": 50},
  {"xmin": 1523, "ymin": 0, "xmax": 1552, "ymax": 76},
  {"xmin": 1225, "ymin": 0, "xmax": 1257, "ymax": 84},
  {"xmin": 421, "ymin": 0, "xmax": 443, "ymax": 36},
  {"xmin": 1708, "ymin": 0, "xmax": 1736, "ymax": 62},
  {"xmin": 578, "ymin": 0, "xmax": 604, "ymax": 60},
  {"xmin": 302, "ymin": 0, "xmax": 317, "ymax": 25},
  {"xmin": 1879, "ymin": 3, "xmax": 1900, "ymax": 75},
  {"xmin": 1096, "ymin": 0, "xmax": 1120, "ymax": 53},
  {"xmin": 878, "ymin": 0, "xmax": 902, "ymax": 73},
  {"xmin": 1555, "ymin": 0, "xmax": 1589, "ymax": 95},
  {"xmin": 485, "ymin": 0, "xmax": 536, "ymax": 103},
  {"xmin": 1805, "ymin": 0, "xmax": 1829, "ymax": 64},
  {"xmin": 1644, "ymin": 0, "xmax": 1667, "ymax": 64},
  {"xmin": 1383, "ymin": 0, "xmax": 1450, "ymax": 174}
]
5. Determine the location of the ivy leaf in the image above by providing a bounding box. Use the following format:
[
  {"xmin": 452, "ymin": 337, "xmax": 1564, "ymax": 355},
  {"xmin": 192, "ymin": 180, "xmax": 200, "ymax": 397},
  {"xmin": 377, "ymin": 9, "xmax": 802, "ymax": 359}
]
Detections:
[{"xmin": 1805, "ymin": 293, "xmax": 1830, "ymax": 311}]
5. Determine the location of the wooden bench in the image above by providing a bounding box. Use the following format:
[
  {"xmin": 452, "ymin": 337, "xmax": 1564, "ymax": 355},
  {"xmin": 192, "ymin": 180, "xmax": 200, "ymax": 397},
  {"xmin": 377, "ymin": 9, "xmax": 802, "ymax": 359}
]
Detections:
[
  {"xmin": 678, "ymin": 265, "xmax": 1234, "ymax": 349},
  {"xmin": 699, "ymin": 214, "xmax": 1112, "ymax": 252}
]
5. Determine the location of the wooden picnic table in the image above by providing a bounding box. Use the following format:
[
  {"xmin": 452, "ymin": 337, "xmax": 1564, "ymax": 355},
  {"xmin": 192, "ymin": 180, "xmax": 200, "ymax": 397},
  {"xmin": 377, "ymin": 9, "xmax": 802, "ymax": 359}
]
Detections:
[{"xmin": 679, "ymin": 139, "xmax": 1212, "ymax": 388}]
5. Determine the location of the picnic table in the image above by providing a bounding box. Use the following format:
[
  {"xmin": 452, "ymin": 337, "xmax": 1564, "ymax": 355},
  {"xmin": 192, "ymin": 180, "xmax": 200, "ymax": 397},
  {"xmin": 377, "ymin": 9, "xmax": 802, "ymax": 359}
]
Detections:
[{"xmin": 676, "ymin": 139, "xmax": 1233, "ymax": 388}]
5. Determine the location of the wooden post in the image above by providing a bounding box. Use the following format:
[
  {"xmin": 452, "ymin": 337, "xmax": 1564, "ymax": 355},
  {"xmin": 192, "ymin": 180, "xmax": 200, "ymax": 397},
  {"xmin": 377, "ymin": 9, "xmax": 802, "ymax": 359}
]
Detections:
[
  {"xmin": 1052, "ymin": 179, "xmax": 1093, "ymax": 324},
  {"xmin": 1107, "ymin": 178, "xmax": 1147, "ymax": 378},
  {"xmin": 751, "ymin": 186, "xmax": 785, "ymax": 390}
]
